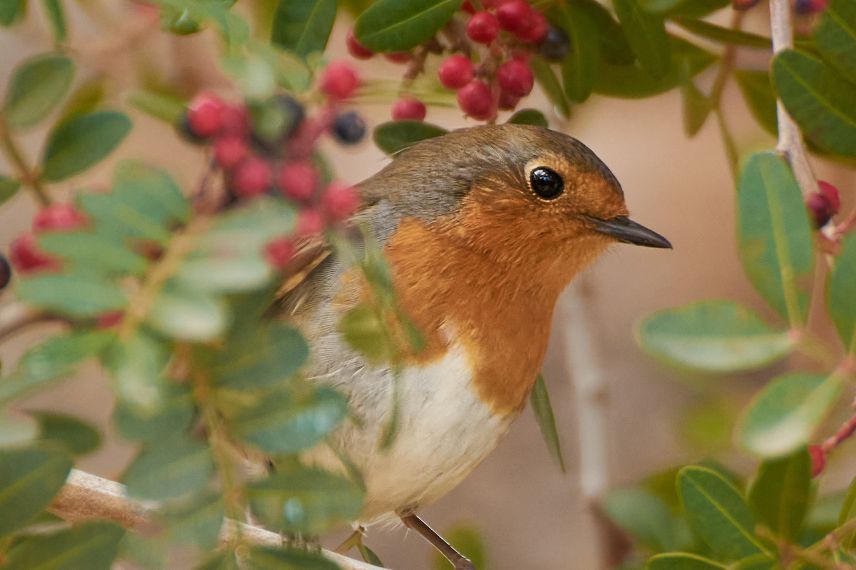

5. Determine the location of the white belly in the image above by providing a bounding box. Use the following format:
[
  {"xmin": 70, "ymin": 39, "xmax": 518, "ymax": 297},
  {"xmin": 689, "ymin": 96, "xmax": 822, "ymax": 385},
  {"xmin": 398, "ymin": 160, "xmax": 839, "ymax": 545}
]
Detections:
[{"xmin": 307, "ymin": 344, "xmax": 515, "ymax": 523}]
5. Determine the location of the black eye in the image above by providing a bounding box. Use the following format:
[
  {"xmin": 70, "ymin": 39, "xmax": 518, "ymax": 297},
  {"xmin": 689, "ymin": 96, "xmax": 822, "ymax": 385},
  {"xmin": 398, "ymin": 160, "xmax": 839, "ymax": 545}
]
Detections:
[{"xmin": 529, "ymin": 167, "xmax": 564, "ymax": 200}]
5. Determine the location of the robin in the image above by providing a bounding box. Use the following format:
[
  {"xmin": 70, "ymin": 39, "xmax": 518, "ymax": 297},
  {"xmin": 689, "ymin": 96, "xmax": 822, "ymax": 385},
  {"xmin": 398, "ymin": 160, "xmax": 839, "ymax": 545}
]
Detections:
[{"xmin": 278, "ymin": 124, "xmax": 670, "ymax": 569}]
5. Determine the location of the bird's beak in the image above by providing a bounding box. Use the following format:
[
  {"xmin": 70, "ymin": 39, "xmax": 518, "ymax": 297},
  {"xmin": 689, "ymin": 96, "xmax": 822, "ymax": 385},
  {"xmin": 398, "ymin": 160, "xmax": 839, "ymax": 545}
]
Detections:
[{"xmin": 584, "ymin": 215, "xmax": 672, "ymax": 249}]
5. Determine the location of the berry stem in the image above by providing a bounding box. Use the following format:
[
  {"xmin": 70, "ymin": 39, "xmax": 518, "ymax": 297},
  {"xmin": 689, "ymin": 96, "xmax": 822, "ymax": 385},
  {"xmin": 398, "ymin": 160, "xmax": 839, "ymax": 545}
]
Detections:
[{"xmin": 0, "ymin": 116, "xmax": 51, "ymax": 206}]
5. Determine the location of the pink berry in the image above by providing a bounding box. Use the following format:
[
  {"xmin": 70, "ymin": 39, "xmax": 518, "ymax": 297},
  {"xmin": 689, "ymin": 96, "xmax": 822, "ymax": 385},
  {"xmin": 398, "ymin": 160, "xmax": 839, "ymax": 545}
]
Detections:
[
  {"xmin": 319, "ymin": 61, "xmax": 360, "ymax": 100},
  {"xmin": 809, "ymin": 445, "xmax": 826, "ymax": 477},
  {"xmin": 498, "ymin": 90, "xmax": 520, "ymax": 111},
  {"xmin": 517, "ymin": 10, "xmax": 548, "ymax": 43},
  {"xmin": 296, "ymin": 208, "xmax": 326, "ymax": 236},
  {"xmin": 231, "ymin": 157, "xmax": 271, "ymax": 198},
  {"xmin": 10, "ymin": 233, "xmax": 58, "ymax": 274},
  {"xmin": 186, "ymin": 93, "xmax": 225, "ymax": 138},
  {"xmin": 462, "ymin": 0, "xmax": 476, "ymax": 13},
  {"xmin": 392, "ymin": 98, "xmax": 427, "ymax": 121},
  {"xmin": 467, "ymin": 12, "xmax": 499, "ymax": 44},
  {"xmin": 457, "ymin": 80, "xmax": 495, "ymax": 120},
  {"xmin": 384, "ymin": 52, "xmax": 412, "ymax": 64},
  {"xmin": 214, "ymin": 136, "xmax": 249, "ymax": 170},
  {"xmin": 219, "ymin": 104, "xmax": 249, "ymax": 136},
  {"xmin": 438, "ymin": 55, "xmax": 475, "ymax": 90},
  {"xmin": 496, "ymin": 0, "xmax": 533, "ymax": 33},
  {"xmin": 498, "ymin": 59, "xmax": 534, "ymax": 97},
  {"xmin": 32, "ymin": 203, "xmax": 87, "ymax": 233},
  {"xmin": 806, "ymin": 190, "xmax": 836, "ymax": 228},
  {"xmin": 346, "ymin": 29, "xmax": 374, "ymax": 59},
  {"xmin": 265, "ymin": 237, "xmax": 296, "ymax": 270},
  {"xmin": 818, "ymin": 180, "xmax": 841, "ymax": 212},
  {"xmin": 96, "ymin": 311, "xmax": 124, "ymax": 329},
  {"xmin": 322, "ymin": 182, "xmax": 360, "ymax": 221},
  {"xmin": 278, "ymin": 161, "xmax": 319, "ymax": 202}
]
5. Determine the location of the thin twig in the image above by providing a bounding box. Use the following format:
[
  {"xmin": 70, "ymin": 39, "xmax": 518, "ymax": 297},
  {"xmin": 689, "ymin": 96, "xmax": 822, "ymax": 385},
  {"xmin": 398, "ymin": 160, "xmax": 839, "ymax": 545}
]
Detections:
[
  {"xmin": 0, "ymin": 116, "xmax": 50, "ymax": 206},
  {"xmin": 0, "ymin": 302, "xmax": 49, "ymax": 342},
  {"xmin": 51, "ymin": 469, "xmax": 387, "ymax": 570}
]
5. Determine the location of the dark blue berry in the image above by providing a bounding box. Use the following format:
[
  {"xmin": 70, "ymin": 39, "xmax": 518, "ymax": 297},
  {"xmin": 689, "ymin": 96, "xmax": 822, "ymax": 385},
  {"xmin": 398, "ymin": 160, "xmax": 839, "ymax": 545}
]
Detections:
[
  {"xmin": 0, "ymin": 255, "xmax": 10, "ymax": 290},
  {"xmin": 331, "ymin": 111, "xmax": 366, "ymax": 145},
  {"xmin": 276, "ymin": 95, "xmax": 305, "ymax": 139},
  {"xmin": 539, "ymin": 26, "xmax": 570, "ymax": 62}
]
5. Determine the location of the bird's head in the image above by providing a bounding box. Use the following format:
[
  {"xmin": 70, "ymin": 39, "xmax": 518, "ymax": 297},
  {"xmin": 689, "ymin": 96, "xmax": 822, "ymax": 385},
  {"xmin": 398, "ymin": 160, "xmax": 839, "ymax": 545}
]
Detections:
[{"xmin": 362, "ymin": 124, "xmax": 670, "ymax": 290}]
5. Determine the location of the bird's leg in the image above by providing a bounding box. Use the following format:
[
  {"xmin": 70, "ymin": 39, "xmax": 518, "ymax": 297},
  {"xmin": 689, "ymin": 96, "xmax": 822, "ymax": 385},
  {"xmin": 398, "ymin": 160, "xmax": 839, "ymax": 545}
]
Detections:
[
  {"xmin": 334, "ymin": 525, "xmax": 366, "ymax": 554},
  {"xmin": 400, "ymin": 512, "xmax": 474, "ymax": 570}
]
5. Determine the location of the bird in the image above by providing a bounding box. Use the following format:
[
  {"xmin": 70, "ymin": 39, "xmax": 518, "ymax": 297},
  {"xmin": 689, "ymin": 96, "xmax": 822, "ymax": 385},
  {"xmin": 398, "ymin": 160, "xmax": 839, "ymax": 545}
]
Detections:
[{"xmin": 276, "ymin": 124, "xmax": 671, "ymax": 569}]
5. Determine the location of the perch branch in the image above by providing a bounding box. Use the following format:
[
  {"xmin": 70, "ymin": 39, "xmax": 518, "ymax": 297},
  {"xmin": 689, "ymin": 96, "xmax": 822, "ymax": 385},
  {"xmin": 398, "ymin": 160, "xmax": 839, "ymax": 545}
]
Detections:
[
  {"xmin": 770, "ymin": 0, "xmax": 819, "ymax": 196},
  {"xmin": 50, "ymin": 469, "xmax": 387, "ymax": 570}
]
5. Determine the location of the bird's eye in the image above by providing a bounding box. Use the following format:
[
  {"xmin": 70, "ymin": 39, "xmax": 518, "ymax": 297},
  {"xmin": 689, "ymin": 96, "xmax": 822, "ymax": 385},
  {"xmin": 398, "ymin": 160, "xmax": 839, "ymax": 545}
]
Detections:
[{"xmin": 529, "ymin": 167, "xmax": 564, "ymax": 200}]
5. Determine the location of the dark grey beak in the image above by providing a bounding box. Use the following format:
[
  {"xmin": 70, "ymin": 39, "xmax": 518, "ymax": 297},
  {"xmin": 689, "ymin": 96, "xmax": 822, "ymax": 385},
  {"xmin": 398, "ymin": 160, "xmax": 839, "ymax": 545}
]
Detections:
[{"xmin": 585, "ymin": 215, "xmax": 672, "ymax": 249}]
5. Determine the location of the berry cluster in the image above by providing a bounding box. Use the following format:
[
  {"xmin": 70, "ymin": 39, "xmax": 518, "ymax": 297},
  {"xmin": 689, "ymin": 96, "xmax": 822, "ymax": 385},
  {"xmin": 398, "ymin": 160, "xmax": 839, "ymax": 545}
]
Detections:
[
  {"xmin": 346, "ymin": 0, "xmax": 567, "ymax": 122},
  {"xmin": 805, "ymin": 180, "xmax": 840, "ymax": 228},
  {"xmin": 179, "ymin": 62, "xmax": 365, "ymax": 268}
]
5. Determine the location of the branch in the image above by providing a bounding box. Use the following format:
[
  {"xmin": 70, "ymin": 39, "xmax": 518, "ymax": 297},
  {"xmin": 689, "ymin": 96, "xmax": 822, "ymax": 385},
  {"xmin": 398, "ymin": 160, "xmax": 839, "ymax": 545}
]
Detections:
[
  {"xmin": 0, "ymin": 301, "xmax": 47, "ymax": 342},
  {"xmin": 50, "ymin": 469, "xmax": 387, "ymax": 570},
  {"xmin": 770, "ymin": 0, "xmax": 819, "ymax": 196}
]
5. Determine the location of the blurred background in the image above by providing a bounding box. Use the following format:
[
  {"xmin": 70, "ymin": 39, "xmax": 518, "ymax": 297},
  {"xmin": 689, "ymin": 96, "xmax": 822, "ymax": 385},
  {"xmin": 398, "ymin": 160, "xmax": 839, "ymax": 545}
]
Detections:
[{"xmin": 0, "ymin": 2, "xmax": 854, "ymax": 568}]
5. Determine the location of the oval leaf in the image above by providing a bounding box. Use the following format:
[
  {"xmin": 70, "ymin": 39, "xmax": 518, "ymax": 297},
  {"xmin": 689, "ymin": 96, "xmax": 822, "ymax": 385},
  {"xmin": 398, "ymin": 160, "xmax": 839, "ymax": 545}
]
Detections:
[
  {"xmin": 815, "ymin": 0, "xmax": 856, "ymax": 82},
  {"xmin": 0, "ymin": 445, "xmax": 72, "ymax": 538},
  {"xmin": 146, "ymin": 284, "xmax": 229, "ymax": 342},
  {"xmin": 838, "ymin": 476, "xmax": 856, "ymax": 553},
  {"xmin": 271, "ymin": 0, "xmax": 337, "ymax": 58},
  {"xmin": 373, "ymin": 120, "xmax": 448, "ymax": 155},
  {"xmin": 828, "ymin": 234, "xmax": 856, "ymax": 351},
  {"xmin": 747, "ymin": 448, "xmax": 811, "ymax": 540},
  {"xmin": 42, "ymin": 111, "xmax": 132, "ymax": 181},
  {"xmin": 647, "ymin": 553, "xmax": 726, "ymax": 569},
  {"xmin": 123, "ymin": 438, "xmax": 214, "ymax": 501},
  {"xmin": 613, "ymin": 0, "xmax": 671, "ymax": 78},
  {"xmin": 531, "ymin": 57, "xmax": 571, "ymax": 117},
  {"xmin": 5, "ymin": 521, "xmax": 124, "ymax": 570},
  {"xmin": 212, "ymin": 323, "xmax": 308, "ymax": 390},
  {"xmin": 3, "ymin": 53, "xmax": 74, "ymax": 129},
  {"xmin": 678, "ymin": 466, "xmax": 769, "ymax": 560},
  {"xmin": 735, "ymin": 70, "xmax": 777, "ymax": 136},
  {"xmin": 673, "ymin": 18, "xmax": 771, "ymax": 49},
  {"xmin": 738, "ymin": 372, "xmax": 844, "ymax": 457},
  {"xmin": 603, "ymin": 488, "xmax": 686, "ymax": 552},
  {"xmin": 354, "ymin": 0, "xmax": 462, "ymax": 52},
  {"xmin": 773, "ymin": 49, "xmax": 856, "ymax": 156},
  {"xmin": 38, "ymin": 231, "xmax": 148, "ymax": 275},
  {"xmin": 508, "ymin": 108, "xmax": 548, "ymax": 127},
  {"xmin": 530, "ymin": 374, "xmax": 565, "ymax": 471},
  {"xmin": 637, "ymin": 300, "xmax": 794, "ymax": 373},
  {"xmin": 34, "ymin": 411, "xmax": 101, "ymax": 456},
  {"xmin": 737, "ymin": 151, "xmax": 814, "ymax": 324},
  {"xmin": 16, "ymin": 271, "xmax": 127, "ymax": 318},
  {"xmin": 559, "ymin": 2, "xmax": 599, "ymax": 103}
]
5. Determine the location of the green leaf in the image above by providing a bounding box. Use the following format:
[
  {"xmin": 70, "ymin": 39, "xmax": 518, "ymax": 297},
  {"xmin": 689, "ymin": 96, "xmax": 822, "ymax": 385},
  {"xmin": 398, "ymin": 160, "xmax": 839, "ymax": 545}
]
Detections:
[
  {"xmin": 339, "ymin": 304, "xmax": 396, "ymax": 363},
  {"xmin": 5, "ymin": 522, "xmax": 124, "ymax": 570},
  {"xmin": 233, "ymin": 386, "xmax": 347, "ymax": 454},
  {"xmin": 0, "ymin": 445, "xmax": 72, "ymax": 538},
  {"xmin": 104, "ymin": 330, "xmax": 170, "ymax": 414},
  {"xmin": 175, "ymin": 255, "xmax": 272, "ymax": 294},
  {"xmin": 673, "ymin": 18, "xmax": 771, "ymax": 49},
  {"xmin": 507, "ymin": 108, "xmax": 548, "ymax": 127},
  {"xmin": 737, "ymin": 151, "xmax": 814, "ymax": 324},
  {"xmin": 146, "ymin": 283, "xmax": 229, "ymax": 342},
  {"xmin": 738, "ymin": 372, "xmax": 844, "ymax": 457},
  {"xmin": 735, "ymin": 70, "xmax": 778, "ymax": 136},
  {"xmin": 124, "ymin": 437, "xmax": 214, "ymax": 501},
  {"xmin": 113, "ymin": 383, "xmax": 194, "ymax": 443},
  {"xmin": 613, "ymin": 0, "xmax": 671, "ymax": 78},
  {"xmin": 772, "ymin": 49, "xmax": 856, "ymax": 156},
  {"xmin": 34, "ymin": 411, "xmax": 101, "ymax": 456},
  {"xmin": 603, "ymin": 488, "xmax": 688, "ymax": 552},
  {"xmin": 636, "ymin": 300, "xmax": 794, "ymax": 373},
  {"xmin": 195, "ymin": 197, "xmax": 295, "ymax": 255},
  {"xmin": 0, "ymin": 175, "xmax": 20, "ymax": 205},
  {"xmin": 112, "ymin": 160, "xmax": 191, "ymax": 226},
  {"xmin": 247, "ymin": 466, "xmax": 363, "ymax": 535},
  {"xmin": 37, "ymin": 231, "xmax": 149, "ymax": 275},
  {"xmin": 164, "ymin": 491, "xmax": 224, "ymax": 550},
  {"xmin": 639, "ymin": 0, "xmax": 729, "ymax": 17},
  {"xmin": 558, "ymin": 2, "xmax": 598, "ymax": 103},
  {"xmin": 359, "ymin": 543, "xmax": 385, "ymax": 567},
  {"xmin": 16, "ymin": 271, "xmax": 127, "ymax": 318},
  {"xmin": 76, "ymin": 194, "xmax": 171, "ymax": 244},
  {"xmin": 747, "ymin": 448, "xmax": 811, "ymax": 540},
  {"xmin": 42, "ymin": 111, "xmax": 132, "ymax": 181},
  {"xmin": 212, "ymin": 323, "xmax": 308, "ymax": 390},
  {"xmin": 732, "ymin": 555, "xmax": 776, "ymax": 570},
  {"xmin": 249, "ymin": 547, "xmax": 341, "ymax": 570},
  {"xmin": 373, "ymin": 120, "xmax": 448, "ymax": 155},
  {"xmin": 839, "ymin": 476, "xmax": 856, "ymax": 552},
  {"xmin": 530, "ymin": 374, "xmax": 565, "ymax": 472},
  {"xmin": 127, "ymin": 89, "xmax": 186, "ymax": 124},
  {"xmin": 271, "ymin": 0, "xmax": 337, "ymax": 58},
  {"xmin": 41, "ymin": 0, "xmax": 67, "ymax": 42},
  {"xmin": 56, "ymin": 77, "xmax": 106, "ymax": 126},
  {"xmin": 577, "ymin": 0, "xmax": 634, "ymax": 64},
  {"xmin": 0, "ymin": 0, "xmax": 26, "ymax": 26},
  {"xmin": 3, "ymin": 54, "xmax": 74, "ymax": 129},
  {"xmin": 678, "ymin": 466, "xmax": 769, "ymax": 560},
  {"xmin": 828, "ymin": 234, "xmax": 856, "ymax": 352},
  {"xmin": 354, "ymin": 0, "xmax": 461, "ymax": 52},
  {"xmin": 647, "ymin": 553, "xmax": 726, "ymax": 569},
  {"xmin": 531, "ymin": 57, "xmax": 571, "ymax": 118},
  {"xmin": 681, "ymin": 76, "xmax": 711, "ymax": 137},
  {"xmin": 815, "ymin": 0, "xmax": 856, "ymax": 81}
]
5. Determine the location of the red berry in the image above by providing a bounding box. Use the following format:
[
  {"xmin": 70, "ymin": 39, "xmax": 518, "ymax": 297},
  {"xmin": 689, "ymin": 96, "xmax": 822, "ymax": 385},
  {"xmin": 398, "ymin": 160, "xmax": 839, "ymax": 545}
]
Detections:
[
  {"xmin": 265, "ymin": 237, "xmax": 296, "ymax": 270},
  {"xmin": 796, "ymin": 0, "xmax": 827, "ymax": 14},
  {"xmin": 322, "ymin": 182, "xmax": 360, "ymax": 221},
  {"xmin": 497, "ymin": 0, "xmax": 533, "ymax": 33},
  {"xmin": 231, "ymin": 157, "xmax": 271, "ymax": 198},
  {"xmin": 467, "ymin": 12, "xmax": 500, "ymax": 44},
  {"xmin": 498, "ymin": 59, "xmax": 534, "ymax": 97},
  {"xmin": 438, "ymin": 55, "xmax": 475, "ymax": 90},
  {"xmin": 818, "ymin": 180, "xmax": 841, "ymax": 213},
  {"xmin": 32, "ymin": 203, "xmax": 87, "ymax": 233},
  {"xmin": 462, "ymin": 0, "xmax": 476, "ymax": 13},
  {"xmin": 319, "ymin": 61, "xmax": 360, "ymax": 100},
  {"xmin": 214, "ymin": 136, "xmax": 249, "ymax": 170},
  {"xmin": 732, "ymin": 0, "xmax": 760, "ymax": 9},
  {"xmin": 392, "ymin": 98, "xmax": 427, "ymax": 121},
  {"xmin": 498, "ymin": 90, "xmax": 520, "ymax": 111},
  {"xmin": 806, "ymin": 191, "xmax": 836, "ymax": 228},
  {"xmin": 219, "ymin": 104, "xmax": 249, "ymax": 137},
  {"xmin": 96, "ymin": 311, "xmax": 124, "ymax": 329},
  {"xmin": 186, "ymin": 93, "xmax": 225, "ymax": 138},
  {"xmin": 809, "ymin": 445, "xmax": 826, "ymax": 477},
  {"xmin": 384, "ymin": 52, "xmax": 412, "ymax": 64},
  {"xmin": 278, "ymin": 161, "xmax": 319, "ymax": 202},
  {"xmin": 296, "ymin": 208, "xmax": 327, "ymax": 236},
  {"xmin": 517, "ymin": 10, "xmax": 548, "ymax": 43},
  {"xmin": 457, "ymin": 80, "xmax": 495, "ymax": 120},
  {"xmin": 346, "ymin": 29, "xmax": 374, "ymax": 59},
  {"xmin": 9, "ymin": 233, "xmax": 58, "ymax": 274}
]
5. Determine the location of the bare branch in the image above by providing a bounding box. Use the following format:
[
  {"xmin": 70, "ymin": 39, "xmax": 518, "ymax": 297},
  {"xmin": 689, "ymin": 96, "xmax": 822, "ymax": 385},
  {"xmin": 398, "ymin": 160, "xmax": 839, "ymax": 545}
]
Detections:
[{"xmin": 0, "ymin": 301, "xmax": 47, "ymax": 342}]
